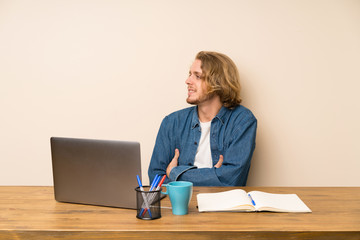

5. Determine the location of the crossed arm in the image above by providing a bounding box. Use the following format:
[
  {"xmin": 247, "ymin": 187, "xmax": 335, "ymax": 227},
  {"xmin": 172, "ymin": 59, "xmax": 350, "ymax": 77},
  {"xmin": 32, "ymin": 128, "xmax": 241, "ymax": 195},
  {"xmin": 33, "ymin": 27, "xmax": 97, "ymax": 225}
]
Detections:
[
  {"xmin": 148, "ymin": 112, "xmax": 257, "ymax": 186},
  {"xmin": 166, "ymin": 149, "xmax": 223, "ymax": 177}
]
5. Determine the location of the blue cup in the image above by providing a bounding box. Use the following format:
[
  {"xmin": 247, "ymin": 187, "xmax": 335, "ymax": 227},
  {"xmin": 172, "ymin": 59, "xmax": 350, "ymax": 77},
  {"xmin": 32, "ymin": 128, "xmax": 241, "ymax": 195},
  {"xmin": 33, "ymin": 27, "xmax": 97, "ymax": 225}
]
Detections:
[{"xmin": 161, "ymin": 181, "xmax": 193, "ymax": 215}]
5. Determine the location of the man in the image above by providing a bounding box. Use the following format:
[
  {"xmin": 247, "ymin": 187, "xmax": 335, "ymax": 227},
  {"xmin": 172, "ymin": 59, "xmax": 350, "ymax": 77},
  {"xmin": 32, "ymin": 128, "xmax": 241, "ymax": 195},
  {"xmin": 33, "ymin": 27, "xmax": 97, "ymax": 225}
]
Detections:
[{"xmin": 148, "ymin": 51, "xmax": 257, "ymax": 186}]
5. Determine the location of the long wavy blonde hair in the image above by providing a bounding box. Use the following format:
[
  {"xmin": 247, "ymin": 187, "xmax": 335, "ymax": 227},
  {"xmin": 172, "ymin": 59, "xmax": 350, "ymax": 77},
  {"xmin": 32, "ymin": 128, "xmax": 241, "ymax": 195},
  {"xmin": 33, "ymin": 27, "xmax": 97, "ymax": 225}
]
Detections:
[{"xmin": 195, "ymin": 51, "xmax": 242, "ymax": 109}]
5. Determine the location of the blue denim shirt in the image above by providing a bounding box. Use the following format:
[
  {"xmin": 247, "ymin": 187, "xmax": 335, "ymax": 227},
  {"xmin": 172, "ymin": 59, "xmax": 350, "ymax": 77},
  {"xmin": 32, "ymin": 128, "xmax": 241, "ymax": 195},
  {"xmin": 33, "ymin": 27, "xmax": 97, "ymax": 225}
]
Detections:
[{"xmin": 148, "ymin": 105, "xmax": 257, "ymax": 186}]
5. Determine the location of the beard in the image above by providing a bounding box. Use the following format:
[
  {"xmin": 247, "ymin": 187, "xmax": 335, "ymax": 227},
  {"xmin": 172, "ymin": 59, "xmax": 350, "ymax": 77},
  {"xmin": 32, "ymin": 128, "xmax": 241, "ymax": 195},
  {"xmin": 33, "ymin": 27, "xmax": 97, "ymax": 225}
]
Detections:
[{"xmin": 186, "ymin": 91, "xmax": 216, "ymax": 105}]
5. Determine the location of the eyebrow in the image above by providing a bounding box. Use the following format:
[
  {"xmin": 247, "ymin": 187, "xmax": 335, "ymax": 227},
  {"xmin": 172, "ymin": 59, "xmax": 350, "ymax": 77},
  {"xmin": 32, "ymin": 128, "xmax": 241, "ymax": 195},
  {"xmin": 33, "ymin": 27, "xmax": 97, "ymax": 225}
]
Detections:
[{"xmin": 189, "ymin": 70, "xmax": 202, "ymax": 75}]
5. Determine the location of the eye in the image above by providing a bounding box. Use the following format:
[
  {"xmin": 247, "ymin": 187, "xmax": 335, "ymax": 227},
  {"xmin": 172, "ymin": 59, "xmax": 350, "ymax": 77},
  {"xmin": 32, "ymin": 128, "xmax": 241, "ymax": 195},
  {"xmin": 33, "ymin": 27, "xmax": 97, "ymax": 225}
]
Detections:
[{"xmin": 195, "ymin": 75, "xmax": 201, "ymax": 79}]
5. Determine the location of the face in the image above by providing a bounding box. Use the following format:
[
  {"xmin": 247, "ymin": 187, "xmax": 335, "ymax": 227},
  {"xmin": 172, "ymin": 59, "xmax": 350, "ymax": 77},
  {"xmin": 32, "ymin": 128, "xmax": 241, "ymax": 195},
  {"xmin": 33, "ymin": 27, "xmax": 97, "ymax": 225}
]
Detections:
[{"xmin": 185, "ymin": 59, "xmax": 212, "ymax": 105}]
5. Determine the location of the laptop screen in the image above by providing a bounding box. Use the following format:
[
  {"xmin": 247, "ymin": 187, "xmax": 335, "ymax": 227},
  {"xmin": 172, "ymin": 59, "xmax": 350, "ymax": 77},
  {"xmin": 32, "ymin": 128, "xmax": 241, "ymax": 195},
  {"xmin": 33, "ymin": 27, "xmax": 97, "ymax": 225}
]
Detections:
[{"xmin": 51, "ymin": 137, "xmax": 141, "ymax": 209}]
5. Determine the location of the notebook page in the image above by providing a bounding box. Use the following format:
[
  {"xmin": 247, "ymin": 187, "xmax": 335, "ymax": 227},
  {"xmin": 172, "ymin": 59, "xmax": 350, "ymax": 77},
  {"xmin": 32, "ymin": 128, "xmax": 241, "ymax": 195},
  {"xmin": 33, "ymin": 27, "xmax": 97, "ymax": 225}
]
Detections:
[
  {"xmin": 249, "ymin": 191, "xmax": 312, "ymax": 212},
  {"xmin": 197, "ymin": 189, "xmax": 254, "ymax": 212}
]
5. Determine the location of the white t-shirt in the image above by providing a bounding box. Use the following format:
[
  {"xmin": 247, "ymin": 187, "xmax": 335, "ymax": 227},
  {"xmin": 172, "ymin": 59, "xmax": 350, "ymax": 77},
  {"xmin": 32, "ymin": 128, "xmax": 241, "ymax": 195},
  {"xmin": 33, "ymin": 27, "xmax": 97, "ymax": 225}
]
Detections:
[{"xmin": 194, "ymin": 121, "xmax": 213, "ymax": 168}]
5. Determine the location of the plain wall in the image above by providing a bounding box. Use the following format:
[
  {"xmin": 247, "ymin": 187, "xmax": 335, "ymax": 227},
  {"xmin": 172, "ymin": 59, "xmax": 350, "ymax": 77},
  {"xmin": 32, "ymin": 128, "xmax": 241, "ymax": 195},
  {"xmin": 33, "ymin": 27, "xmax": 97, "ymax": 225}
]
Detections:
[{"xmin": 1, "ymin": 0, "xmax": 359, "ymax": 186}]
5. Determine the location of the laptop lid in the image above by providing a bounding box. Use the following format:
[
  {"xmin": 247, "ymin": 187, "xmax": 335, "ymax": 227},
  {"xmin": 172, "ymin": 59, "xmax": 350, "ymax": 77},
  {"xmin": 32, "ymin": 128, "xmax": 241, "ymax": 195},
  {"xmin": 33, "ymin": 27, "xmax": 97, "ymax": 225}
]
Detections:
[{"xmin": 50, "ymin": 137, "xmax": 141, "ymax": 209}]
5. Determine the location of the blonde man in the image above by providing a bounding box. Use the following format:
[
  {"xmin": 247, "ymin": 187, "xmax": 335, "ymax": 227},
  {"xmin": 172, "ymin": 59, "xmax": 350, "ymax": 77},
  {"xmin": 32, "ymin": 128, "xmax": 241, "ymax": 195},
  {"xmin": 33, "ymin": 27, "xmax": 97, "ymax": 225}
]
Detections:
[{"xmin": 148, "ymin": 51, "xmax": 257, "ymax": 186}]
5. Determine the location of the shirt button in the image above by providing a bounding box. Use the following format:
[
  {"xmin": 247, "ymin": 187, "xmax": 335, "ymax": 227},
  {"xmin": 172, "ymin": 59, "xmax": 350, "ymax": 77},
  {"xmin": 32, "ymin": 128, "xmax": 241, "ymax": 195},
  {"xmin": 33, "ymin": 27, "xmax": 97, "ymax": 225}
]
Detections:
[{"xmin": 194, "ymin": 142, "xmax": 198, "ymax": 145}]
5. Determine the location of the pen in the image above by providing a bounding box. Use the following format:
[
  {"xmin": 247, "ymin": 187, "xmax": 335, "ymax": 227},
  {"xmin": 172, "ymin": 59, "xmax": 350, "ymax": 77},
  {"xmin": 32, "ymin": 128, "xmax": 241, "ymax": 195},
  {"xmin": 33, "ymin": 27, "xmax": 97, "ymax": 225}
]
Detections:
[
  {"xmin": 156, "ymin": 175, "xmax": 166, "ymax": 190},
  {"xmin": 149, "ymin": 175, "xmax": 160, "ymax": 191},
  {"xmin": 141, "ymin": 175, "xmax": 160, "ymax": 216},
  {"xmin": 248, "ymin": 194, "xmax": 256, "ymax": 206},
  {"xmin": 141, "ymin": 175, "xmax": 166, "ymax": 214},
  {"xmin": 137, "ymin": 175, "xmax": 152, "ymax": 218},
  {"xmin": 150, "ymin": 175, "xmax": 166, "ymax": 202}
]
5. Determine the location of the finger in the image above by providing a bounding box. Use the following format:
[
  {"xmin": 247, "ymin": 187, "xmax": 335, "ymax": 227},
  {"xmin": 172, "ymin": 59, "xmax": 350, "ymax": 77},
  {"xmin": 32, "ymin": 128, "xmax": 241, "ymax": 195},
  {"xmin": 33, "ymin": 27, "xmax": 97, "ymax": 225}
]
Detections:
[
  {"xmin": 214, "ymin": 155, "xmax": 224, "ymax": 168},
  {"xmin": 174, "ymin": 148, "xmax": 180, "ymax": 160},
  {"xmin": 167, "ymin": 149, "xmax": 180, "ymax": 177}
]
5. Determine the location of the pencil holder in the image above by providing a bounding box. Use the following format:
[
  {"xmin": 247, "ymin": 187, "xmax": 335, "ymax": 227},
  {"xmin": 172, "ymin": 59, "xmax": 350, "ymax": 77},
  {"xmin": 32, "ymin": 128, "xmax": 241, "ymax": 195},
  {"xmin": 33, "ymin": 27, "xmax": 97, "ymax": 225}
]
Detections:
[{"xmin": 135, "ymin": 186, "xmax": 161, "ymax": 220}]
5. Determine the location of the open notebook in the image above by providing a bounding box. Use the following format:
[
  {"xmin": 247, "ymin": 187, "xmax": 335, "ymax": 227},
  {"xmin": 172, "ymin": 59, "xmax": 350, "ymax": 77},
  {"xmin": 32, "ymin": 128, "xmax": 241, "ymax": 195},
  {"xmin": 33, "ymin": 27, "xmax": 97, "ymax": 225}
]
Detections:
[{"xmin": 197, "ymin": 189, "xmax": 311, "ymax": 213}]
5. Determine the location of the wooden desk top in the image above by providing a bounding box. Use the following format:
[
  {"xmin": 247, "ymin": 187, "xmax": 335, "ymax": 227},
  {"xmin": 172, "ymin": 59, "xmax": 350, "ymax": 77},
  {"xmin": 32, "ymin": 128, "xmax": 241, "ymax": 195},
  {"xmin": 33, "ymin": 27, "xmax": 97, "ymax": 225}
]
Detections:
[{"xmin": 0, "ymin": 186, "xmax": 359, "ymax": 239}]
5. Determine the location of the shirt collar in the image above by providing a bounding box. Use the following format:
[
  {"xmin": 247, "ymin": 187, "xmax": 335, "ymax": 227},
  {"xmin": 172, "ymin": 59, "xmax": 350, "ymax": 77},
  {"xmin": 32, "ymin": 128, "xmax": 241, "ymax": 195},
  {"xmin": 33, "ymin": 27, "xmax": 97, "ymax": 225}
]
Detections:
[
  {"xmin": 191, "ymin": 107, "xmax": 200, "ymax": 129},
  {"xmin": 191, "ymin": 106, "xmax": 230, "ymax": 129},
  {"xmin": 214, "ymin": 106, "xmax": 229, "ymax": 125}
]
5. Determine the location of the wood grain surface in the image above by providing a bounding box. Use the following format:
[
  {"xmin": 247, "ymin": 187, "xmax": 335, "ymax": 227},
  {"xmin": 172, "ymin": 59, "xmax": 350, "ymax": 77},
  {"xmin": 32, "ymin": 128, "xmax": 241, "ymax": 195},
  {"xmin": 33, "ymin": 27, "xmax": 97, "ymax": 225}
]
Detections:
[{"xmin": 0, "ymin": 186, "xmax": 359, "ymax": 239}]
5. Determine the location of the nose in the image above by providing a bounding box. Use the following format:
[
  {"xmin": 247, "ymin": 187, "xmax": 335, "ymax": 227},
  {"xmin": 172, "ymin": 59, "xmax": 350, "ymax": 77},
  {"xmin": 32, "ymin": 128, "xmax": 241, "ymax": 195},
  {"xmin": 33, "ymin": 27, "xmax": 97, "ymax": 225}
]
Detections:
[{"xmin": 185, "ymin": 75, "xmax": 192, "ymax": 85}]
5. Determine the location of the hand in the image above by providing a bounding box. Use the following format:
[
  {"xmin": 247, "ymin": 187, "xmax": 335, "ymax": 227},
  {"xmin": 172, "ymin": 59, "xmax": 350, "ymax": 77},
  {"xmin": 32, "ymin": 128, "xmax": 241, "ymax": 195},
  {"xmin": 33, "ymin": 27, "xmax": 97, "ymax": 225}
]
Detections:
[
  {"xmin": 166, "ymin": 149, "xmax": 179, "ymax": 177},
  {"xmin": 214, "ymin": 155, "xmax": 223, "ymax": 168}
]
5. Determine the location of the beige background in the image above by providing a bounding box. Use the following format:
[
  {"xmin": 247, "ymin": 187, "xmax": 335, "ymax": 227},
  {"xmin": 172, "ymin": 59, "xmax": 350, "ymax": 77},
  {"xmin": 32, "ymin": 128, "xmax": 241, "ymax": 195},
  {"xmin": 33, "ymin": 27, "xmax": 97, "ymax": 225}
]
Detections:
[{"xmin": 1, "ymin": 0, "xmax": 359, "ymax": 186}]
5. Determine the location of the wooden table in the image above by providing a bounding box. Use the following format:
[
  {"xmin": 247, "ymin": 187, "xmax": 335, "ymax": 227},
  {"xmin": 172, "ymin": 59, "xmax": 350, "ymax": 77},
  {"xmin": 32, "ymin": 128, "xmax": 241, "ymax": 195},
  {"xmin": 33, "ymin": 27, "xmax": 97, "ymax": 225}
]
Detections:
[{"xmin": 0, "ymin": 186, "xmax": 359, "ymax": 239}]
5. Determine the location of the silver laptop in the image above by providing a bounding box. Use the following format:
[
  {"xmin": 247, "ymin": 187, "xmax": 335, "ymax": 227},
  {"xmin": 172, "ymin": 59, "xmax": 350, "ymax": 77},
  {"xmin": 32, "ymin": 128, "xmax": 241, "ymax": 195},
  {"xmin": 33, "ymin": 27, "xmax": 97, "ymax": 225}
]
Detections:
[{"xmin": 50, "ymin": 137, "xmax": 141, "ymax": 209}]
